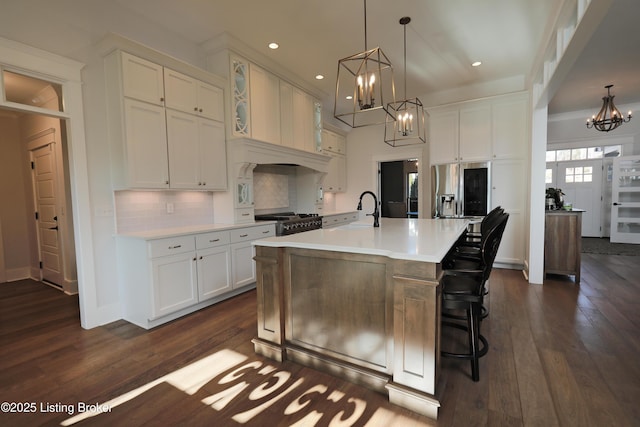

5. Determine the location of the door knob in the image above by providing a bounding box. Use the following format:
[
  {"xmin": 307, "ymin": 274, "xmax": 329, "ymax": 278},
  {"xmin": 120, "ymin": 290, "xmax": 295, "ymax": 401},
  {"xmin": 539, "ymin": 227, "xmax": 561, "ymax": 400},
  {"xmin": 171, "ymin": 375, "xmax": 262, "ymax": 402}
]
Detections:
[{"xmin": 613, "ymin": 202, "xmax": 621, "ymax": 206}]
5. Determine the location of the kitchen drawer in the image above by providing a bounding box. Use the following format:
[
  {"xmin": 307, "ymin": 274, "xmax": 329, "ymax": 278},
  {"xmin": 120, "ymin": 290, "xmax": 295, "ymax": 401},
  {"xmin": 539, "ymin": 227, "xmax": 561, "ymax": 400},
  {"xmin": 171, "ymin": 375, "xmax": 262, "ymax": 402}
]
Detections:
[
  {"xmin": 148, "ymin": 235, "xmax": 195, "ymax": 258},
  {"xmin": 235, "ymin": 207, "xmax": 254, "ymax": 223},
  {"xmin": 196, "ymin": 230, "xmax": 231, "ymax": 249},
  {"xmin": 230, "ymin": 224, "xmax": 275, "ymax": 243}
]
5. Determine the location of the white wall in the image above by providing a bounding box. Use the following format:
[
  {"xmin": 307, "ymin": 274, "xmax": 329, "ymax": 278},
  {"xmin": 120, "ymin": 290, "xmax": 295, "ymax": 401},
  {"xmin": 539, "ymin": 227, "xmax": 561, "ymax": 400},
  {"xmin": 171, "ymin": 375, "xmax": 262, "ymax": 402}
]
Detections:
[
  {"xmin": 0, "ymin": 114, "xmax": 32, "ymax": 280},
  {"xmin": 335, "ymin": 125, "xmax": 428, "ymax": 217}
]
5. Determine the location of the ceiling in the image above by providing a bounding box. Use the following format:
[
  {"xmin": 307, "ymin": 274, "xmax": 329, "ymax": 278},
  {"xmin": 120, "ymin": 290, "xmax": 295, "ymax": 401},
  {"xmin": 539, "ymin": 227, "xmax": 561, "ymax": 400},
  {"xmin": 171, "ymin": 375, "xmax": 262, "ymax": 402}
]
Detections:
[{"xmin": 3, "ymin": 0, "xmax": 639, "ymax": 118}]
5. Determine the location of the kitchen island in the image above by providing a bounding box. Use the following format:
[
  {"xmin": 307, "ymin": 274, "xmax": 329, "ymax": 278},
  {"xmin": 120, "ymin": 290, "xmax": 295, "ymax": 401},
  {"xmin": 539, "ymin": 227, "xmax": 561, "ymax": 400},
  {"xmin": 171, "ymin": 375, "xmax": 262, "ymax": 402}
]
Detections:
[{"xmin": 251, "ymin": 217, "xmax": 469, "ymax": 419}]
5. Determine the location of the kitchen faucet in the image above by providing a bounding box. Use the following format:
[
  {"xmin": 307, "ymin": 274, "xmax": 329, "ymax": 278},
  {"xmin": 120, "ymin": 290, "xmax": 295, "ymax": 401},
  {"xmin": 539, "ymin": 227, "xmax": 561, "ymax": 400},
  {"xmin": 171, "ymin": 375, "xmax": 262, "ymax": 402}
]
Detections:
[{"xmin": 357, "ymin": 191, "xmax": 380, "ymax": 227}]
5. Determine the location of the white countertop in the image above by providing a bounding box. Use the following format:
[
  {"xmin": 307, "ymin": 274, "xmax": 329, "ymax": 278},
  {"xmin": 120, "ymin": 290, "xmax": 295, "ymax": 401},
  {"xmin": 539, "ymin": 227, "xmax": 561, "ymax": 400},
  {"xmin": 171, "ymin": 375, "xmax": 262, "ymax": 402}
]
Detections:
[
  {"xmin": 116, "ymin": 221, "xmax": 276, "ymax": 240},
  {"xmin": 253, "ymin": 218, "xmax": 470, "ymax": 263}
]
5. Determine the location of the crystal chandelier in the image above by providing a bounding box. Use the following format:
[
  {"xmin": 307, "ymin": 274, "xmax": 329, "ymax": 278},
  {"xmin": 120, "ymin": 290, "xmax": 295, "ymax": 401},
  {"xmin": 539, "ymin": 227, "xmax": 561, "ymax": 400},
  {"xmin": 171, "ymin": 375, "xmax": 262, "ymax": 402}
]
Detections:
[
  {"xmin": 586, "ymin": 85, "xmax": 632, "ymax": 132},
  {"xmin": 384, "ymin": 16, "xmax": 426, "ymax": 146},
  {"xmin": 334, "ymin": 0, "xmax": 396, "ymax": 128}
]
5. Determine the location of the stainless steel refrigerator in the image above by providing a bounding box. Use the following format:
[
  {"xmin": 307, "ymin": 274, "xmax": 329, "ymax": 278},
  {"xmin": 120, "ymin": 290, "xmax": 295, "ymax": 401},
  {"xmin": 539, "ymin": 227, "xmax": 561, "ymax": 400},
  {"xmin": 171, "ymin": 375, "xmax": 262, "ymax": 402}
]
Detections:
[{"xmin": 431, "ymin": 162, "xmax": 491, "ymax": 218}]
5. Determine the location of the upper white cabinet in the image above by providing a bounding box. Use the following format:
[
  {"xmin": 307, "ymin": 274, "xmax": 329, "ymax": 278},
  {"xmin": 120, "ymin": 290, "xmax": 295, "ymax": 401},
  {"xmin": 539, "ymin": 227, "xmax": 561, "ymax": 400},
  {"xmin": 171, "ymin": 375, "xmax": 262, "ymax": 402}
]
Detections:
[
  {"xmin": 491, "ymin": 94, "xmax": 528, "ymax": 159},
  {"xmin": 249, "ymin": 63, "xmax": 281, "ymax": 145},
  {"xmin": 321, "ymin": 129, "xmax": 347, "ymax": 192},
  {"xmin": 222, "ymin": 52, "xmax": 320, "ymax": 153},
  {"xmin": 164, "ymin": 68, "xmax": 224, "ymax": 121},
  {"xmin": 166, "ymin": 110, "xmax": 227, "ymax": 190},
  {"xmin": 428, "ymin": 110, "xmax": 459, "ymax": 165},
  {"xmin": 123, "ymin": 99, "xmax": 170, "ymax": 188},
  {"xmin": 459, "ymin": 104, "xmax": 492, "ymax": 162},
  {"xmin": 106, "ymin": 50, "xmax": 227, "ymax": 190},
  {"xmin": 429, "ymin": 105, "xmax": 491, "ymax": 164},
  {"xmin": 121, "ymin": 52, "xmax": 165, "ymax": 106},
  {"xmin": 428, "ymin": 92, "xmax": 529, "ymax": 165}
]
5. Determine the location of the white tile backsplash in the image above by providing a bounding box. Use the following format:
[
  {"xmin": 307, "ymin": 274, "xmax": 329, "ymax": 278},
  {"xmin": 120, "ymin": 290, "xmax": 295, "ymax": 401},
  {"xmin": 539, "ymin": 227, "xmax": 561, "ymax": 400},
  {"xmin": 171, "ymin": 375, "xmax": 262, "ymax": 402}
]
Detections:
[{"xmin": 115, "ymin": 190, "xmax": 214, "ymax": 233}]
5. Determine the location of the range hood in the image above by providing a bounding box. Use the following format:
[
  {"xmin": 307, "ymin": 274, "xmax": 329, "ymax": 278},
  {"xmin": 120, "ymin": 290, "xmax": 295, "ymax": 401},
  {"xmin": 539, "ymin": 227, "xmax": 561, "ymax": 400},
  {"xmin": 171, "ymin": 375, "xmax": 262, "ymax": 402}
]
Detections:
[{"xmin": 229, "ymin": 138, "xmax": 330, "ymax": 175}]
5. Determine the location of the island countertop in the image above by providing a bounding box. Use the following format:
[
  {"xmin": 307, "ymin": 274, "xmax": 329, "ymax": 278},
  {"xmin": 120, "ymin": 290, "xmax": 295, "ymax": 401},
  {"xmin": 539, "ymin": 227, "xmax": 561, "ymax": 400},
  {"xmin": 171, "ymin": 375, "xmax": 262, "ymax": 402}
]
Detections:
[{"xmin": 252, "ymin": 217, "xmax": 469, "ymax": 263}]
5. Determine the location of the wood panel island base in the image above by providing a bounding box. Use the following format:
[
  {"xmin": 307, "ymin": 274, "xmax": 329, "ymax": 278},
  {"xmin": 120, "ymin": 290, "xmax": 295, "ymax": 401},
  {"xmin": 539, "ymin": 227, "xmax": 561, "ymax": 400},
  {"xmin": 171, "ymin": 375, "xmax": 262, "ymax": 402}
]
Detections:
[{"xmin": 251, "ymin": 218, "xmax": 469, "ymax": 419}]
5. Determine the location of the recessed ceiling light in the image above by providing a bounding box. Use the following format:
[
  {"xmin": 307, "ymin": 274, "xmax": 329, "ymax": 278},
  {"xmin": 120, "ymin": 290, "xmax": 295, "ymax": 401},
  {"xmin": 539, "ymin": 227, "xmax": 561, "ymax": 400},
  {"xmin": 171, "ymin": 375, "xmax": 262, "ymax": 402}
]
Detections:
[
  {"xmin": 315, "ymin": 74, "xmax": 324, "ymax": 80},
  {"xmin": 471, "ymin": 61, "xmax": 482, "ymax": 67},
  {"xmin": 268, "ymin": 42, "xmax": 279, "ymax": 50}
]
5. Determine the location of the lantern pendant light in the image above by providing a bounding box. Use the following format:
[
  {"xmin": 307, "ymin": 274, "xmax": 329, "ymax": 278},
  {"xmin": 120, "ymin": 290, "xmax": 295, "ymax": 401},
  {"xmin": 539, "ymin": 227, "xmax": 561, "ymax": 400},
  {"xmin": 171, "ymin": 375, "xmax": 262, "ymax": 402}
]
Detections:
[
  {"xmin": 586, "ymin": 85, "xmax": 632, "ymax": 132},
  {"xmin": 384, "ymin": 16, "xmax": 426, "ymax": 146},
  {"xmin": 334, "ymin": 0, "xmax": 396, "ymax": 128}
]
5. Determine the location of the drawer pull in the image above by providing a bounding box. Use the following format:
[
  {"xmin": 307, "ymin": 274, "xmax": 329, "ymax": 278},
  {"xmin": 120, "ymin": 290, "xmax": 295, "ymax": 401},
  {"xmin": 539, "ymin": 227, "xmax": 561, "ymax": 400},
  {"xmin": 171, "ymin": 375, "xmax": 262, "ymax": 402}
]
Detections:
[
  {"xmin": 209, "ymin": 238, "xmax": 220, "ymax": 242},
  {"xmin": 240, "ymin": 233, "xmax": 248, "ymax": 238},
  {"xmin": 262, "ymin": 230, "xmax": 270, "ymax": 234},
  {"xmin": 168, "ymin": 245, "xmax": 182, "ymax": 249}
]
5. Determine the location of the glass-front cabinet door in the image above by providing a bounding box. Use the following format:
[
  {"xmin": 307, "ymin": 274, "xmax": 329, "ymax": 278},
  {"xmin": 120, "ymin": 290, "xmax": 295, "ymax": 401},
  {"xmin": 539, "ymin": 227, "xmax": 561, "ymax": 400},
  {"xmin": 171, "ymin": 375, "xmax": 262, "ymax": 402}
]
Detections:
[
  {"xmin": 611, "ymin": 155, "xmax": 640, "ymax": 243},
  {"xmin": 231, "ymin": 55, "xmax": 249, "ymax": 137}
]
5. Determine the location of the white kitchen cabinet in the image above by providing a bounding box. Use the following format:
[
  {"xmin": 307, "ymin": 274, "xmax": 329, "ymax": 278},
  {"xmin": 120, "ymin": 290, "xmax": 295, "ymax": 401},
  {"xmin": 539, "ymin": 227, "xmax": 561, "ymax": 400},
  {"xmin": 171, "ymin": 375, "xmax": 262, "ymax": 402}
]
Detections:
[
  {"xmin": 117, "ymin": 223, "xmax": 275, "ymax": 329},
  {"xmin": 292, "ymin": 86, "xmax": 315, "ymax": 152},
  {"xmin": 196, "ymin": 231, "xmax": 232, "ymax": 301},
  {"xmin": 324, "ymin": 151, "xmax": 346, "ymax": 193},
  {"xmin": 429, "ymin": 105, "xmax": 491, "ymax": 164},
  {"xmin": 491, "ymin": 159, "xmax": 526, "ymax": 266},
  {"xmin": 249, "ymin": 63, "xmax": 281, "ymax": 145},
  {"xmin": 120, "ymin": 52, "xmax": 165, "ymax": 106},
  {"xmin": 151, "ymin": 251, "xmax": 198, "ymax": 319},
  {"xmin": 459, "ymin": 104, "xmax": 492, "ymax": 162},
  {"xmin": 106, "ymin": 49, "xmax": 227, "ymax": 190},
  {"xmin": 166, "ymin": 110, "xmax": 227, "ymax": 190},
  {"xmin": 229, "ymin": 224, "xmax": 275, "ymax": 288},
  {"xmin": 321, "ymin": 129, "xmax": 347, "ymax": 193},
  {"xmin": 491, "ymin": 94, "xmax": 528, "ymax": 159},
  {"xmin": 322, "ymin": 211, "xmax": 359, "ymax": 228},
  {"xmin": 223, "ymin": 52, "xmax": 320, "ymax": 153},
  {"xmin": 122, "ymin": 98, "xmax": 170, "ymax": 188},
  {"xmin": 321, "ymin": 129, "xmax": 346, "ymax": 154},
  {"xmin": 164, "ymin": 68, "xmax": 224, "ymax": 121},
  {"xmin": 429, "ymin": 110, "xmax": 459, "ymax": 165},
  {"xmin": 281, "ymin": 81, "xmax": 320, "ymax": 152},
  {"xmin": 279, "ymin": 80, "xmax": 294, "ymax": 148}
]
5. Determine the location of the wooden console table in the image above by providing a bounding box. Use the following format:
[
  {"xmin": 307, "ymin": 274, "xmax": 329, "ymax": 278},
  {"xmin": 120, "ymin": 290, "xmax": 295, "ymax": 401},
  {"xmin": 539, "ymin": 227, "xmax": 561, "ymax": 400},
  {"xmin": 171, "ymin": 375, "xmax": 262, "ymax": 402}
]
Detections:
[{"xmin": 544, "ymin": 210, "xmax": 584, "ymax": 283}]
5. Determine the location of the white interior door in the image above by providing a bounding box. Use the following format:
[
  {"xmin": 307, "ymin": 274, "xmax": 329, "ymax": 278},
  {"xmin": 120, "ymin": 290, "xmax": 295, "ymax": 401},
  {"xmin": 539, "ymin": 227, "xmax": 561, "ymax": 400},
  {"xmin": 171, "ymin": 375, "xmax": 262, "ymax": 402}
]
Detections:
[
  {"xmin": 31, "ymin": 144, "xmax": 63, "ymax": 286},
  {"xmin": 611, "ymin": 155, "xmax": 640, "ymax": 243},
  {"xmin": 554, "ymin": 159, "xmax": 603, "ymax": 237}
]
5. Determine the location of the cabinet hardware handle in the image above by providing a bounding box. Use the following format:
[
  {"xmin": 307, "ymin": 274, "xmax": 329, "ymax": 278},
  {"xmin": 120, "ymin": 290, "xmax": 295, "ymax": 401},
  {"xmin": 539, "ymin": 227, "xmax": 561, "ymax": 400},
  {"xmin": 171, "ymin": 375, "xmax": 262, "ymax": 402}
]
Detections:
[
  {"xmin": 613, "ymin": 202, "xmax": 621, "ymax": 206},
  {"xmin": 262, "ymin": 230, "xmax": 270, "ymax": 234},
  {"xmin": 240, "ymin": 234, "xmax": 248, "ymax": 237},
  {"xmin": 209, "ymin": 238, "xmax": 220, "ymax": 242},
  {"xmin": 168, "ymin": 245, "xmax": 182, "ymax": 249},
  {"xmin": 160, "ymin": 97, "xmax": 164, "ymax": 102},
  {"xmin": 193, "ymin": 257, "xmax": 197, "ymax": 261},
  {"xmin": 199, "ymin": 256, "xmax": 203, "ymax": 260},
  {"xmin": 199, "ymin": 108, "xmax": 203, "ymax": 113},
  {"xmin": 202, "ymin": 182, "xmax": 206, "ymax": 185},
  {"xmin": 242, "ymin": 213, "xmax": 250, "ymax": 216},
  {"xmin": 194, "ymin": 107, "xmax": 198, "ymax": 111}
]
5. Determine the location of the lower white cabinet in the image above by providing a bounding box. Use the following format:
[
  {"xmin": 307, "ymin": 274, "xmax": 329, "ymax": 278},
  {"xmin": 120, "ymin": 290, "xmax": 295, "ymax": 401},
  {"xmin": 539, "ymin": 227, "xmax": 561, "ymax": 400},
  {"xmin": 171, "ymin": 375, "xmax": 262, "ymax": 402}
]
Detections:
[
  {"xmin": 230, "ymin": 225, "xmax": 275, "ymax": 287},
  {"xmin": 117, "ymin": 223, "xmax": 274, "ymax": 329},
  {"xmin": 151, "ymin": 251, "xmax": 198, "ymax": 319},
  {"xmin": 322, "ymin": 212, "xmax": 359, "ymax": 228}
]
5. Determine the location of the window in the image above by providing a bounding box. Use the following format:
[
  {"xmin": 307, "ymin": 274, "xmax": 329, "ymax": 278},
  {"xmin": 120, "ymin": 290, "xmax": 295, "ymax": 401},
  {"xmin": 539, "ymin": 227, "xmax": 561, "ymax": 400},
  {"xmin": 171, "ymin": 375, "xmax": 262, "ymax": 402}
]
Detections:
[
  {"xmin": 547, "ymin": 144, "xmax": 621, "ymax": 162},
  {"xmin": 565, "ymin": 166, "xmax": 592, "ymax": 183},
  {"xmin": 2, "ymin": 70, "xmax": 64, "ymax": 112},
  {"xmin": 545, "ymin": 168, "xmax": 553, "ymax": 184},
  {"xmin": 546, "ymin": 151, "xmax": 556, "ymax": 162},
  {"xmin": 556, "ymin": 149, "xmax": 571, "ymax": 161}
]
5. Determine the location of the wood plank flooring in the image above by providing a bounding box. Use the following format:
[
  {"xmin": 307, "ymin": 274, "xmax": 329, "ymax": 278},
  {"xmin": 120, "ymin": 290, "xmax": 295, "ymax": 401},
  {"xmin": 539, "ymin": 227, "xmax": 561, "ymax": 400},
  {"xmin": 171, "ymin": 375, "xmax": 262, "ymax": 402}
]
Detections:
[{"xmin": 1, "ymin": 252, "xmax": 638, "ymax": 426}]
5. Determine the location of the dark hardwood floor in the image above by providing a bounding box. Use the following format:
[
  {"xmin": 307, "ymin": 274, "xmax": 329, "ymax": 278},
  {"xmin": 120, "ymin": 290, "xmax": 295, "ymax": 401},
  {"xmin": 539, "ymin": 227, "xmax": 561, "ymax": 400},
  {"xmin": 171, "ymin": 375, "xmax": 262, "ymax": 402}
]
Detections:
[{"xmin": 1, "ymin": 253, "xmax": 639, "ymax": 426}]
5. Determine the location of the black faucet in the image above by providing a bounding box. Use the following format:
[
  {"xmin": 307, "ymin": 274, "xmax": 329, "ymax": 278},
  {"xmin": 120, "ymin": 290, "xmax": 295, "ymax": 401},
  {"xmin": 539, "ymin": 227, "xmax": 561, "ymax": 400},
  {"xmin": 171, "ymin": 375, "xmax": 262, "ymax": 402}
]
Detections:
[{"xmin": 357, "ymin": 191, "xmax": 380, "ymax": 227}]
